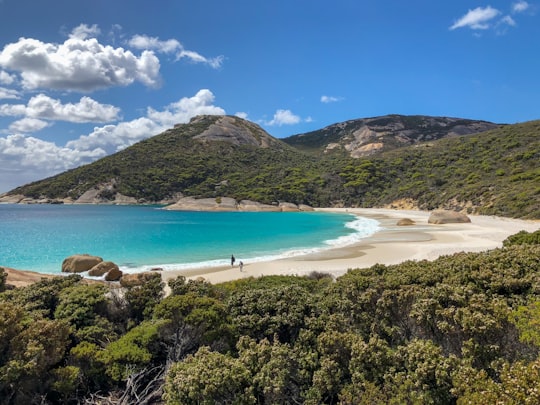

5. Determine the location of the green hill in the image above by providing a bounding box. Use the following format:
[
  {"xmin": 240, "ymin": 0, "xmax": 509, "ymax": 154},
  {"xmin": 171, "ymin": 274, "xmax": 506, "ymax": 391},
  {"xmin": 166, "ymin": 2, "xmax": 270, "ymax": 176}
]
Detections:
[{"xmin": 4, "ymin": 115, "xmax": 540, "ymax": 219}]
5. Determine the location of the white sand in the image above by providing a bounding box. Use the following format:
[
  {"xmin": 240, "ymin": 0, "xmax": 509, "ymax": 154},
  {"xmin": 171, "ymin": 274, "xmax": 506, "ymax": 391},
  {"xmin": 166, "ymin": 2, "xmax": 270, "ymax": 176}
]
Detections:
[{"xmin": 161, "ymin": 208, "xmax": 540, "ymax": 285}]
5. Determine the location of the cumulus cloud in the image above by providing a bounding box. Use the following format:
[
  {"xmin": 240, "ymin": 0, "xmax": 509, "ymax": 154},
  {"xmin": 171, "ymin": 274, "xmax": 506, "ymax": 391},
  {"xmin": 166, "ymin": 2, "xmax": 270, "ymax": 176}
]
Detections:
[
  {"xmin": 450, "ymin": 6, "xmax": 500, "ymax": 30},
  {"xmin": 68, "ymin": 89, "xmax": 224, "ymax": 152},
  {"xmin": 146, "ymin": 89, "xmax": 225, "ymax": 126},
  {"xmin": 0, "ymin": 25, "xmax": 161, "ymax": 91},
  {"xmin": 321, "ymin": 95, "xmax": 342, "ymax": 103},
  {"xmin": 0, "ymin": 87, "xmax": 19, "ymax": 100},
  {"xmin": 0, "ymin": 133, "xmax": 106, "ymax": 186},
  {"xmin": 0, "ymin": 94, "xmax": 120, "ymax": 123},
  {"xmin": 0, "ymin": 89, "xmax": 226, "ymax": 191},
  {"xmin": 0, "ymin": 70, "xmax": 16, "ymax": 85},
  {"xmin": 8, "ymin": 118, "xmax": 50, "ymax": 133},
  {"xmin": 128, "ymin": 35, "xmax": 224, "ymax": 68},
  {"xmin": 265, "ymin": 109, "xmax": 302, "ymax": 126}
]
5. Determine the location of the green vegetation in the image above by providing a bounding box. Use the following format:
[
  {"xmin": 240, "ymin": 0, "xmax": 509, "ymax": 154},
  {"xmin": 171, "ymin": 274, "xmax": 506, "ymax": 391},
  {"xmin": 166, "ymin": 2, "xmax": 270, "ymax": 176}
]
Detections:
[
  {"xmin": 8, "ymin": 116, "xmax": 540, "ymax": 219},
  {"xmin": 0, "ymin": 231, "xmax": 539, "ymax": 403}
]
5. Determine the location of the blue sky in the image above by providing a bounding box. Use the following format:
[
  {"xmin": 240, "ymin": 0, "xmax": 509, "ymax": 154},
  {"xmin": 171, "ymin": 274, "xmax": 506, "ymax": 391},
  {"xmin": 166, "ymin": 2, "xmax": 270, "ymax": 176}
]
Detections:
[{"xmin": 0, "ymin": 0, "xmax": 538, "ymax": 192}]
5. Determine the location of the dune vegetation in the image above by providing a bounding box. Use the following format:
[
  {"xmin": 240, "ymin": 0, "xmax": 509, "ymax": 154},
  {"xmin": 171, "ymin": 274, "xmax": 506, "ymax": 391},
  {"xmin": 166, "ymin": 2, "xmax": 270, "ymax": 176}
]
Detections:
[{"xmin": 1, "ymin": 230, "xmax": 540, "ymax": 404}]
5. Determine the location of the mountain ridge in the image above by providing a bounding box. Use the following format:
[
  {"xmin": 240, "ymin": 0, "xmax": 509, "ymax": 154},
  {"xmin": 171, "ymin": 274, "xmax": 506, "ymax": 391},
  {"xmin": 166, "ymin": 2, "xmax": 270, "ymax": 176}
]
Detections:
[
  {"xmin": 2, "ymin": 114, "xmax": 538, "ymax": 219},
  {"xmin": 283, "ymin": 114, "xmax": 501, "ymax": 157}
]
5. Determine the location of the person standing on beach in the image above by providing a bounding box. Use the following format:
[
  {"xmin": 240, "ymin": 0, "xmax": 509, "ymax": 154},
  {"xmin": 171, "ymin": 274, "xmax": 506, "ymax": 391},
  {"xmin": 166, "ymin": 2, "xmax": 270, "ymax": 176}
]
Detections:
[
  {"xmin": 239, "ymin": 261, "xmax": 244, "ymax": 272},
  {"xmin": 231, "ymin": 255, "xmax": 235, "ymax": 267}
]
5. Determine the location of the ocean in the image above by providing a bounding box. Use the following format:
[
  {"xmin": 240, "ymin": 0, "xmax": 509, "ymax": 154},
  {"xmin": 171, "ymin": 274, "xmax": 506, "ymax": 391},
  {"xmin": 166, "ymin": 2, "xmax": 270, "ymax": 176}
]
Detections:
[{"xmin": 0, "ymin": 204, "xmax": 380, "ymax": 275}]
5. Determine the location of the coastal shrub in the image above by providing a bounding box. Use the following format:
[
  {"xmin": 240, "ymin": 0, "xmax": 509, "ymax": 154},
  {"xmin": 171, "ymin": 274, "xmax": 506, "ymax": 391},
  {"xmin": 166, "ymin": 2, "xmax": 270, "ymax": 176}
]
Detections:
[
  {"xmin": 503, "ymin": 229, "xmax": 540, "ymax": 247},
  {"xmin": 54, "ymin": 284, "xmax": 109, "ymax": 330},
  {"xmin": 2, "ymin": 229, "xmax": 540, "ymax": 402},
  {"xmin": 0, "ymin": 274, "xmax": 83, "ymax": 318},
  {"xmin": 227, "ymin": 284, "xmax": 316, "ymax": 343},
  {"xmin": 168, "ymin": 275, "xmax": 224, "ymax": 299},
  {"xmin": 99, "ymin": 319, "xmax": 168, "ymax": 382},
  {"xmin": 153, "ymin": 293, "xmax": 233, "ymax": 361},
  {"xmin": 164, "ymin": 346, "xmax": 254, "ymax": 404},
  {"xmin": 124, "ymin": 272, "xmax": 164, "ymax": 323},
  {"xmin": 0, "ymin": 268, "xmax": 6, "ymax": 292}
]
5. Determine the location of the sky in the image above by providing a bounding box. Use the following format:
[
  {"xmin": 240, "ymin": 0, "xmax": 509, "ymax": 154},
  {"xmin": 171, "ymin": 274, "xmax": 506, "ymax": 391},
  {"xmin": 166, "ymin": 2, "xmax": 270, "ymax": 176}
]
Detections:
[{"xmin": 0, "ymin": 1, "xmax": 538, "ymax": 192}]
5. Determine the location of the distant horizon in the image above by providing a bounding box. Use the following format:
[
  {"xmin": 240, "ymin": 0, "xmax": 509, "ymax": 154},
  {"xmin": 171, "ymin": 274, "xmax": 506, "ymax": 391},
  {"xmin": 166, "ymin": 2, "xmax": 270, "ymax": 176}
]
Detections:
[{"xmin": 1, "ymin": 1, "xmax": 538, "ymax": 191}]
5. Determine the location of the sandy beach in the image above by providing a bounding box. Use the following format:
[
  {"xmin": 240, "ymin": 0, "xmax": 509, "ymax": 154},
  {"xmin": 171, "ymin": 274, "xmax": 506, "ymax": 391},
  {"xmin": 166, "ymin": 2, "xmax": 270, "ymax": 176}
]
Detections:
[
  {"xmin": 3, "ymin": 208, "xmax": 539, "ymax": 288},
  {"xmin": 159, "ymin": 208, "xmax": 540, "ymax": 285}
]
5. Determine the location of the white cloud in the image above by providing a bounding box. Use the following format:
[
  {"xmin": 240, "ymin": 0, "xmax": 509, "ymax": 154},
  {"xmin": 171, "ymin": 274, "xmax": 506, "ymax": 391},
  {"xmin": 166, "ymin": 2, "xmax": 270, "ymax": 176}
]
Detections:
[
  {"xmin": 67, "ymin": 89, "xmax": 225, "ymax": 152},
  {"xmin": 0, "ymin": 133, "xmax": 106, "ymax": 179},
  {"xmin": 450, "ymin": 6, "xmax": 501, "ymax": 30},
  {"xmin": 513, "ymin": 1, "xmax": 530, "ymax": 13},
  {"xmin": 0, "ymin": 87, "xmax": 19, "ymax": 100},
  {"xmin": 0, "ymin": 25, "xmax": 162, "ymax": 91},
  {"xmin": 69, "ymin": 23, "xmax": 101, "ymax": 40},
  {"xmin": 9, "ymin": 118, "xmax": 50, "ymax": 133},
  {"xmin": 321, "ymin": 95, "xmax": 342, "ymax": 103},
  {"xmin": 0, "ymin": 70, "xmax": 16, "ymax": 85},
  {"xmin": 66, "ymin": 117, "xmax": 162, "ymax": 153},
  {"xmin": 265, "ymin": 109, "xmax": 301, "ymax": 126},
  {"xmin": 235, "ymin": 112, "xmax": 249, "ymax": 120},
  {"xmin": 0, "ymin": 89, "xmax": 225, "ymax": 191},
  {"xmin": 128, "ymin": 34, "xmax": 224, "ymax": 68},
  {"xmin": 146, "ymin": 89, "xmax": 225, "ymax": 127},
  {"xmin": 500, "ymin": 15, "xmax": 517, "ymax": 27},
  {"xmin": 0, "ymin": 94, "xmax": 120, "ymax": 123}
]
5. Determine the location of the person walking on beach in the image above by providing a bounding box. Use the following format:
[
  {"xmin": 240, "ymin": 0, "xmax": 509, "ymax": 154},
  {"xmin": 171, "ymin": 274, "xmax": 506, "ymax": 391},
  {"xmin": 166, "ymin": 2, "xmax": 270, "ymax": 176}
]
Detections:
[
  {"xmin": 239, "ymin": 261, "xmax": 244, "ymax": 272},
  {"xmin": 231, "ymin": 255, "xmax": 235, "ymax": 267}
]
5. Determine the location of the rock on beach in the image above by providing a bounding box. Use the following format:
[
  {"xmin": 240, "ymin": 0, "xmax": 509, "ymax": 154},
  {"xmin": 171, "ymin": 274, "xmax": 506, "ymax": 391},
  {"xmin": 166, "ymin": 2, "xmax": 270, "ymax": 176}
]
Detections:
[{"xmin": 62, "ymin": 254, "xmax": 103, "ymax": 273}]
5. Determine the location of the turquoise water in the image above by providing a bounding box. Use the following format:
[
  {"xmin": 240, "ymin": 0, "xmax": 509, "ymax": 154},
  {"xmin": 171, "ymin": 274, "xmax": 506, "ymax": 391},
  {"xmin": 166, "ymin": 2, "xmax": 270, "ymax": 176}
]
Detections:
[{"xmin": 0, "ymin": 204, "xmax": 380, "ymax": 274}]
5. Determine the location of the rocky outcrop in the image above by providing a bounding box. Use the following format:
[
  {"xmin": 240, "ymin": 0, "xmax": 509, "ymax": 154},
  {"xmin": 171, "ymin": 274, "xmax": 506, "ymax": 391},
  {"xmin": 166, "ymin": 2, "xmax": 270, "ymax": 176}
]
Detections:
[
  {"xmin": 298, "ymin": 204, "xmax": 314, "ymax": 212},
  {"xmin": 190, "ymin": 115, "xmax": 281, "ymax": 148},
  {"xmin": 238, "ymin": 200, "xmax": 280, "ymax": 212},
  {"xmin": 279, "ymin": 202, "xmax": 300, "ymax": 212},
  {"xmin": 104, "ymin": 267, "xmax": 123, "ymax": 281},
  {"xmin": 120, "ymin": 272, "xmax": 161, "ymax": 288},
  {"xmin": 166, "ymin": 197, "xmax": 238, "ymax": 211},
  {"xmin": 0, "ymin": 194, "xmax": 25, "ymax": 203},
  {"xmin": 74, "ymin": 188, "xmax": 103, "ymax": 204},
  {"xmin": 285, "ymin": 115, "xmax": 500, "ymax": 158},
  {"xmin": 428, "ymin": 210, "xmax": 471, "ymax": 224},
  {"xmin": 62, "ymin": 254, "xmax": 103, "ymax": 273},
  {"xmin": 88, "ymin": 261, "xmax": 119, "ymax": 277},
  {"xmin": 165, "ymin": 197, "xmax": 313, "ymax": 212}
]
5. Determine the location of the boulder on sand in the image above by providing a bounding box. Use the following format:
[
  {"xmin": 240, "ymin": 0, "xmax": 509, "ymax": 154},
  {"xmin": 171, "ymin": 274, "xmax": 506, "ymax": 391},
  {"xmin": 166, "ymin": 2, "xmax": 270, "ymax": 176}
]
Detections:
[
  {"xmin": 62, "ymin": 254, "xmax": 103, "ymax": 273},
  {"xmin": 428, "ymin": 209, "xmax": 471, "ymax": 224},
  {"xmin": 105, "ymin": 267, "xmax": 123, "ymax": 281},
  {"xmin": 88, "ymin": 261, "xmax": 119, "ymax": 277},
  {"xmin": 397, "ymin": 218, "xmax": 416, "ymax": 226}
]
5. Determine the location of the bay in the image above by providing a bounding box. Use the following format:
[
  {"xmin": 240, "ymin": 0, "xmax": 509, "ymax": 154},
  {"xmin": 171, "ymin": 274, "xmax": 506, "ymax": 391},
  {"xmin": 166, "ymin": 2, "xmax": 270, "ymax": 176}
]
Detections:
[{"xmin": 0, "ymin": 204, "xmax": 380, "ymax": 274}]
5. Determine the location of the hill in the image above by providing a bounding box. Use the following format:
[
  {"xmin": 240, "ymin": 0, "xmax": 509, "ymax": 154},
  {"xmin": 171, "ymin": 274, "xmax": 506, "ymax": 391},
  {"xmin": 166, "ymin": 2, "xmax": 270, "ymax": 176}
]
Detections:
[
  {"xmin": 282, "ymin": 114, "xmax": 500, "ymax": 157},
  {"xmin": 4, "ymin": 115, "xmax": 318, "ymax": 204},
  {"xmin": 2, "ymin": 115, "xmax": 539, "ymax": 219}
]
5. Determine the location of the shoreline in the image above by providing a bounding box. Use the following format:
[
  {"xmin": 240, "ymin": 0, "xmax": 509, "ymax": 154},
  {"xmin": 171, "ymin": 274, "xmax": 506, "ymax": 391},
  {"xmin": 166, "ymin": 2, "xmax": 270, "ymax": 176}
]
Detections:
[
  {"xmin": 159, "ymin": 208, "xmax": 540, "ymax": 285},
  {"xmin": 3, "ymin": 208, "xmax": 539, "ymax": 288}
]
